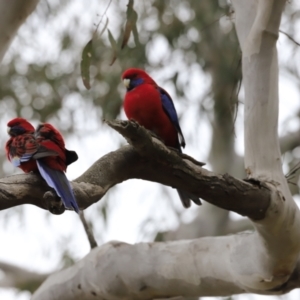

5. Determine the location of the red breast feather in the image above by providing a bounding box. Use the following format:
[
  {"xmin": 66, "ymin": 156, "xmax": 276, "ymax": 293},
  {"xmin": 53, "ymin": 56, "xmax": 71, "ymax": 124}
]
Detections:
[{"xmin": 124, "ymin": 83, "xmax": 179, "ymax": 148}]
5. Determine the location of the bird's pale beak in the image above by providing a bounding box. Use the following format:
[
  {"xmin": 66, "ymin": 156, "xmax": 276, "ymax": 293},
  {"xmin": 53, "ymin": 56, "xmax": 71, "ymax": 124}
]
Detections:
[
  {"xmin": 123, "ymin": 78, "xmax": 130, "ymax": 89},
  {"xmin": 7, "ymin": 127, "xmax": 11, "ymax": 134}
]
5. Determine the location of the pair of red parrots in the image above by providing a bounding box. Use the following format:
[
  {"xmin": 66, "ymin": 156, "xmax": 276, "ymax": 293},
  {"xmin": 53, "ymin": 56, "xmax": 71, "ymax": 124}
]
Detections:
[{"xmin": 6, "ymin": 68, "xmax": 201, "ymax": 213}]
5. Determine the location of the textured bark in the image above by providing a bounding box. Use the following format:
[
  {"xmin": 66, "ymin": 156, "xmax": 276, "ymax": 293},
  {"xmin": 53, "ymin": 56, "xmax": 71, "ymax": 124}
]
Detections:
[
  {"xmin": 32, "ymin": 240, "xmax": 300, "ymax": 300},
  {"xmin": 0, "ymin": 120, "xmax": 271, "ymax": 219}
]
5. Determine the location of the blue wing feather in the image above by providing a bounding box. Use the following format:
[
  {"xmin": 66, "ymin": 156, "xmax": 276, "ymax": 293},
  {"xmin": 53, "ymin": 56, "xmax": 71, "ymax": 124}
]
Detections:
[
  {"xmin": 10, "ymin": 153, "xmax": 33, "ymax": 167},
  {"xmin": 10, "ymin": 156, "xmax": 22, "ymax": 167},
  {"xmin": 8, "ymin": 134, "xmax": 57, "ymax": 168},
  {"xmin": 158, "ymin": 87, "xmax": 185, "ymax": 148},
  {"xmin": 37, "ymin": 160, "xmax": 79, "ymax": 213}
]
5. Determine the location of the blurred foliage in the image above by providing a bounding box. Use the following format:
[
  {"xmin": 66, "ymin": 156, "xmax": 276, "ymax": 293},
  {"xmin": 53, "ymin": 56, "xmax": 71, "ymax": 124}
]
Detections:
[
  {"xmin": 0, "ymin": 0, "xmax": 241, "ymax": 123},
  {"xmin": 0, "ymin": 0, "xmax": 242, "ymax": 172},
  {"xmin": 0, "ymin": 0, "xmax": 300, "ymax": 299},
  {"xmin": 1, "ymin": 0, "xmax": 299, "ymax": 163}
]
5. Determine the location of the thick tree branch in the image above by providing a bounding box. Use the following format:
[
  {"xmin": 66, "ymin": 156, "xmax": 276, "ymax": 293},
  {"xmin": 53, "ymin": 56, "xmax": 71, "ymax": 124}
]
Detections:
[
  {"xmin": 32, "ymin": 239, "xmax": 300, "ymax": 300},
  {"xmin": 0, "ymin": 120, "xmax": 270, "ymax": 220},
  {"xmin": 162, "ymin": 126, "xmax": 300, "ymax": 244}
]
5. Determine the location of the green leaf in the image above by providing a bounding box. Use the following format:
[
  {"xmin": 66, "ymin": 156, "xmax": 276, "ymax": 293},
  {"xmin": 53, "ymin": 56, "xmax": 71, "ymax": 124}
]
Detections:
[
  {"xmin": 108, "ymin": 29, "xmax": 118, "ymax": 66},
  {"xmin": 121, "ymin": 0, "xmax": 138, "ymax": 49},
  {"xmin": 132, "ymin": 23, "xmax": 140, "ymax": 46},
  {"xmin": 80, "ymin": 39, "xmax": 93, "ymax": 90}
]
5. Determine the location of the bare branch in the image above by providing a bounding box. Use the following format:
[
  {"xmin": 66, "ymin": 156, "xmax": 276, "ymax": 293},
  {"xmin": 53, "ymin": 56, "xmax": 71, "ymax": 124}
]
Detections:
[
  {"xmin": 32, "ymin": 239, "xmax": 300, "ymax": 300},
  {"xmin": 279, "ymin": 29, "xmax": 300, "ymax": 47},
  {"xmin": 0, "ymin": 120, "xmax": 270, "ymax": 220},
  {"xmin": 79, "ymin": 211, "xmax": 98, "ymax": 249}
]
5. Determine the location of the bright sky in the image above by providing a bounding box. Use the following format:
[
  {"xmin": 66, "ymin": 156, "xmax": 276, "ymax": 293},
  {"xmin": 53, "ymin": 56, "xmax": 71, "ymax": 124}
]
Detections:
[{"xmin": 0, "ymin": 1, "xmax": 300, "ymax": 299}]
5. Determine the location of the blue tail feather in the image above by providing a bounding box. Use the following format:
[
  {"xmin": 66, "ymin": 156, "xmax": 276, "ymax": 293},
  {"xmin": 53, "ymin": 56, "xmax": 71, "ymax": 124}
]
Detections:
[{"xmin": 36, "ymin": 160, "xmax": 79, "ymax": 213}]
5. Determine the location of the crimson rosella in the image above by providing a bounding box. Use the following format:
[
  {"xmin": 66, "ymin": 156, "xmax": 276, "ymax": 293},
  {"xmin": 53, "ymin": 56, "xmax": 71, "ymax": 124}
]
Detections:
[
  {"xmin": 6, "ymin": 118, "xmax": 79, "ymax": 213},
  {"xmin": 35, "ymin": 123, "xmax": 79, "ymax": 213},
  {"xmin": 122, "ymin": 68, "xmax": 201, "ymax": 208},
  {"xmin": 6, "ymin": 118, "xmax": 51, "ymax": 173}
]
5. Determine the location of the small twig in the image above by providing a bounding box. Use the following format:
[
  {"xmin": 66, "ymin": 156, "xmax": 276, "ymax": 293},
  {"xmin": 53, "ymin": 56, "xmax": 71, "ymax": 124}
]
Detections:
[
  {"xmin": 93, "ymin": 0, "xmax": 112, "ymax": 36},
  {"xmin": 285, "ymin": 161, "xmax": 300, "ymax": 179},
  {"xmin": 279, "ymin": 30, "xmax": 300, "ymax": 47},
  {"xmin": 79, "ymin": 211, "xmax": 98, "ymax": 249},
  {"xmin": 199, "ymin": 14, "xmax": 225, "ymax": 33}
]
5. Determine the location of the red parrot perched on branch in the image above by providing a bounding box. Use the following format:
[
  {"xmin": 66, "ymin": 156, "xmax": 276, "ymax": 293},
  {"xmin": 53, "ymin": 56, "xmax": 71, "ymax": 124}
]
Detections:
[
  {"xmin": 6, "ymin": 118, "xmax": 79, "ymax": 213},
  {"xmin": 122, "ymin": 68, "xmax": 201, "ymax": 208},
  {"xmin": 6, "ymin": 118, "xmax": 38, "ymax": 173},
  {"xmin": 35, "ymin": 123, "xmax": 79, "ymax": 213}
]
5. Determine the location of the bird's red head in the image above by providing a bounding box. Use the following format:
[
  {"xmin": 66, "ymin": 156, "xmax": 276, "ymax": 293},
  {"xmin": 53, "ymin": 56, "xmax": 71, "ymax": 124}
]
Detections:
[
  {"xmin": 7, "ymin": 118, "xmax": 35, "ymax": 137},
  {"xmin": 122, "ymin": 68, "xmax": 156, "ymax": 91}
]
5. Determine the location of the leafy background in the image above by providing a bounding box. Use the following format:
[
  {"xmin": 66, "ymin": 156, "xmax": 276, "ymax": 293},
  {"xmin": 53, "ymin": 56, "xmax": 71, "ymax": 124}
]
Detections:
[{"xmin": 0, "ymin": 0, "xmax": 300, "ymax": 299}]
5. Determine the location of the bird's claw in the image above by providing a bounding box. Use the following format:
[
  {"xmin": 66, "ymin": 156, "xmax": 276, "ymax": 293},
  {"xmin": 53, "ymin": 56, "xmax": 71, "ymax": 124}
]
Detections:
[
  {"xmin": 43, "ymin": 191, "xmax": 65, "ymax": 215},
  {"xmin": 177, "ymin": 152, "xmax": 206, "ymax": 167}
]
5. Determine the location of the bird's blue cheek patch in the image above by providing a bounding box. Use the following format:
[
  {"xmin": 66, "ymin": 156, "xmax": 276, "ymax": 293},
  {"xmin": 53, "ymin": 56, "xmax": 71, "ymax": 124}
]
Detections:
[
  {"xmin": 130, "ymin": 78, "xmax": 144, "ymax": 90},
  {"xmin": 11, "ymin": 156, "xmax": 21, "ymax": 167},
  {"xmin": 20, "ymin": 153, "xmax": 33, "ymax": 162}
]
